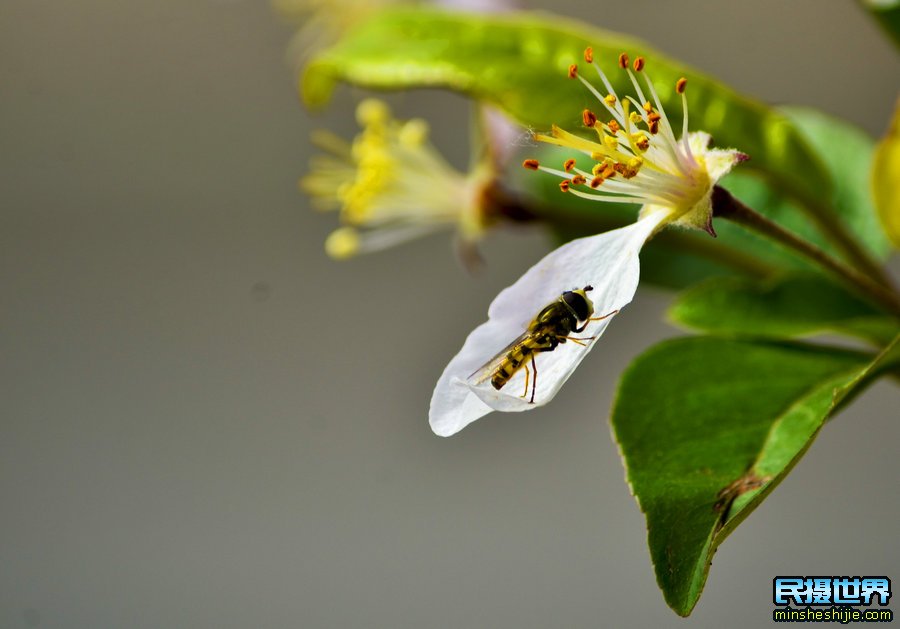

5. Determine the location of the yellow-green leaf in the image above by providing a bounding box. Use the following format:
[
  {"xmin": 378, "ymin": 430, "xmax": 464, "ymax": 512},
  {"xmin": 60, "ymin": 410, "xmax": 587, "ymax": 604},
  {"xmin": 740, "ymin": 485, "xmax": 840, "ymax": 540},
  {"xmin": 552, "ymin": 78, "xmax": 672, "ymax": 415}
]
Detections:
[{"xmin": 303, "ymin": 9, "xmax": 831, "ymax": 213}]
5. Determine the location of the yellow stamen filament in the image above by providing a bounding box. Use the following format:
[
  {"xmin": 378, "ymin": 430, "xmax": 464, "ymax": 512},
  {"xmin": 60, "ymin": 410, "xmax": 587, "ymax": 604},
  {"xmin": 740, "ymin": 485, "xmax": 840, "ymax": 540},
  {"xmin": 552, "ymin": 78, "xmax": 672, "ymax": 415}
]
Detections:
[{"xmin": 528, "ymin": 53, "xmax": 715, "ymax": 213}]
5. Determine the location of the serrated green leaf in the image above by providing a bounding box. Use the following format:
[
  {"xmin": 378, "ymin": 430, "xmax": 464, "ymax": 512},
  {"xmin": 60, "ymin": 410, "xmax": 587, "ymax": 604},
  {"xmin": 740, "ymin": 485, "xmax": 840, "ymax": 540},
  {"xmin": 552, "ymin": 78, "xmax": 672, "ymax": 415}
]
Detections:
[
  {"xmin": 611, "ymin": 337, "xmax": 895, "ymax": 616},
  {"xmin": 669, "ymin": 273, "xmax": 900, "ymax": 345},
  {"xmin": 872, "ymin": 99, "xmax": 900, "ymax": 247},
  {"xmin": 303, "ymin": 9, "xmax": 831, "ymax": 212}
]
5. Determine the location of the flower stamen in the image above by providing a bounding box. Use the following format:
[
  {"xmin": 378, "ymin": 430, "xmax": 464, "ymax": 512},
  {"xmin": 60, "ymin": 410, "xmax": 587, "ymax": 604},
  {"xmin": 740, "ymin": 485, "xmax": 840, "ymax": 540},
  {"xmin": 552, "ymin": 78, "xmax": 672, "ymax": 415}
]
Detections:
[{"xmin": 527, "ymin": 50, "xmax": 745, "ymax": 235}]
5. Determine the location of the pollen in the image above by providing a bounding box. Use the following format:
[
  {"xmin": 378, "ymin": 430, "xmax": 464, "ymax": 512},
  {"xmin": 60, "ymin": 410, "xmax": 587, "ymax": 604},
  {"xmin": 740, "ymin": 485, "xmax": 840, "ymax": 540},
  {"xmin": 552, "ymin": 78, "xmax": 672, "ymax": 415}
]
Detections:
[
  {"xmin": 522, "ymin": 159, "xmax": 540, "ymax": 170},
  {"xmin": 603, "ymin": 135, "xmax": 618, "ymax": 150},
  {"xmin": 564, "ymin": 158, "xmax": 576, "ymax": 172},
  {"xmin": 584, "ymin": 47, "xmax": 593, "ymax": 63},
  {"xmin": 676, "ymin": 77, "xmax": 688, "ymax": 94},
  {"xmin": 607, "ymin": 119, "xmax": 620, "ymax": 134},
  {"xmin": 571, "ymin": 174, "xmax": 587, "ymax": 185},
  {"xmin": 590, "ymin": 176, "xmax": 604, "ymax": 188},
  {"xmin": 648, "ymin": 120, "xmax": 660, "ymax": 135},
  {"xmin": 568, "ymin": 64, "xmax": 578, "ymax": 79},
  {"xmin": 643, "ymin": 101, "xmax": 653, "ymax": 114},
  {"xmin": 559, "ymin": 180, "xmax": 571, "ymax": 192},
  {"xmin": 604, "ymin": 94, "xmax": 617, "ymax": 107},
  {"xmin": 632, "ymin": 56, "xmax": 645, "ymax": 72},
  {"xmin": 633, "ymin": 134, "xmax": 650, "ymax": 151},
  {"xmin": 582, "ymin": 109, "xmax": 597, "ymax": 127},
  {"xmin": 618, "ymin": 52, "xmax": 629, "ymax": 69}
]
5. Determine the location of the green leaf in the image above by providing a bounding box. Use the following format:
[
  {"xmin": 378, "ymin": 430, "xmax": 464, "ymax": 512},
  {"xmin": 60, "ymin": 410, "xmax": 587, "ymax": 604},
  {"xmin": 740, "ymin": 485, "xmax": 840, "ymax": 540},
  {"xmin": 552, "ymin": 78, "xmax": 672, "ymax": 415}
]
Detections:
[
  {"xmin": 303, "ymin": 9, "xmax": 831, "ymax": 210},
  {"xmin": 714, "ymin": 107, "xmax": 891, "ymax": 274},
  {"xmin": 611, "ymin": 337, "xmax": 895, "ymax": 616},
  {"xmin": 859, "ymin": 0, "xmax": 900, "ymax": 49},
  {"xmin": 872, "ymin": 98, "xmax": 900, "ymax": 247},
  {"xmin": 669, "ymin": 273, "xmax": 900, "ymax": 345},
  {"xmin": 782, "ymin": 106, "xmax": 892, "ymax": 259}
]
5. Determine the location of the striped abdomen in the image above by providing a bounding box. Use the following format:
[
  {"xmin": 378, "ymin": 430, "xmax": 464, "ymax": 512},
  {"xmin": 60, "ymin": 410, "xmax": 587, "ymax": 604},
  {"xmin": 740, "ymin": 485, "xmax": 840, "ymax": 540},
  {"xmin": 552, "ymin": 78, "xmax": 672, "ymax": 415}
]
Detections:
[{"xmin": 490, "ymin": 337, "xmax": 543, "ymax": 390}]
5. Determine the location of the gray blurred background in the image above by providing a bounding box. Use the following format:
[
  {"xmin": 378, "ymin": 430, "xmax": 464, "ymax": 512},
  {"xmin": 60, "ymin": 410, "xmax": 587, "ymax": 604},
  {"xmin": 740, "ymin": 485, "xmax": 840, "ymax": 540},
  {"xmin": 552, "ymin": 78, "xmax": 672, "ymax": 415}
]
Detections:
[{"xmin": 2, "ymin": 1, "xmax": 898, "ymax": 627}]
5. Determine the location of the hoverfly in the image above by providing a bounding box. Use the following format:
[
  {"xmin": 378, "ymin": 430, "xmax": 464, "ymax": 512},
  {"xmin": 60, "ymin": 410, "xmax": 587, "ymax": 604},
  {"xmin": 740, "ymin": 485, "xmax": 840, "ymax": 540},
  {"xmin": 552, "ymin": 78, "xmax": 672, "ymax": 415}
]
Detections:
[{"xmin": 470, "ymin": 286, "xmax": 617, "ymax": 404}]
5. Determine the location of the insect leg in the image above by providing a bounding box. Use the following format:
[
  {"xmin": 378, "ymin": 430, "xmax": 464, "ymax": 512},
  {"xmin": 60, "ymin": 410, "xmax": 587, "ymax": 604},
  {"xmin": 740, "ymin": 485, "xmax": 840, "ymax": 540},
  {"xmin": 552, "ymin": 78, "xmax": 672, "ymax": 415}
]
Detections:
[
  {"xmin": 529, "ymin": 354, "xmax": 537, "ymax": 404},
  {"xmin": 564, "ymin": 336, "xmax": 593, "ymax": 346},
  {"xmin": 520, "ymin": 363, "xmax": 530, "ymax": 398},
  {"xmin": 575, "ymin": 309, "xmax": 619, "ymax": 333},
  {"xmin": 525, "ymin": 338, "xmax": 557, "ymax": 404}
]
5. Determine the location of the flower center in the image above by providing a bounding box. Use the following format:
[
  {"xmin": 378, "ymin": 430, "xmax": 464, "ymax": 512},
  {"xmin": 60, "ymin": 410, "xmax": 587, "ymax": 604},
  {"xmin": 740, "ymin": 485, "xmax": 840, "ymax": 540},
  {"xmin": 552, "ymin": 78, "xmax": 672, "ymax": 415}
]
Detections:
[{"xmin": 523, "ymin": 50, "xmax": 709, "ymax": 221}]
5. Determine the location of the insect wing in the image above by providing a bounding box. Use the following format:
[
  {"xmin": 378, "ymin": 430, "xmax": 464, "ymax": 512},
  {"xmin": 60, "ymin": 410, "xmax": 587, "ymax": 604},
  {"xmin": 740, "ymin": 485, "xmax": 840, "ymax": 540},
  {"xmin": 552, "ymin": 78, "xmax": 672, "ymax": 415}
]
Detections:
[{"xmin": 467, "ymin": 330, "xmax": 532, "ymax": 386}]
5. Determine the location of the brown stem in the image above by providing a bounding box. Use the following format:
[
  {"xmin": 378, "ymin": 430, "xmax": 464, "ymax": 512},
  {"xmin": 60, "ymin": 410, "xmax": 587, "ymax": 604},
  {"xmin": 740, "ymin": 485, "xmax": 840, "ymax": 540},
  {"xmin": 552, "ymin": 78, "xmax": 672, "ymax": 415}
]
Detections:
[
  {"xmin": 799, "ymin": 192, "xmax": 896, "ymax": 289},
  {"xmin": 713, "ymin": 186, "xmax": 900, "ymax": 318}
]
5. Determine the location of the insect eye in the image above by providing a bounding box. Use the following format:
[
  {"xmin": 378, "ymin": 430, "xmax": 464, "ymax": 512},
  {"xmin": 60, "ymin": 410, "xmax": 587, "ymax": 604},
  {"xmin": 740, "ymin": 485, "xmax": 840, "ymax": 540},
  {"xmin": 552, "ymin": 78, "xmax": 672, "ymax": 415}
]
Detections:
[{"xmin": 563, "ymin": 291, "xmax": 590, "ymax": 320}]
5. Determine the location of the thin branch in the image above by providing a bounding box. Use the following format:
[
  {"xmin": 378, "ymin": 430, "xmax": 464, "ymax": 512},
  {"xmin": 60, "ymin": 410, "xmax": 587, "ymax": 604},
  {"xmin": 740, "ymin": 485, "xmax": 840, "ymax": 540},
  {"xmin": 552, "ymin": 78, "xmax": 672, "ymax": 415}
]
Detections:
[{"xmin": 713, "ymin": 186, "xmax": 900, "ymax": 318}]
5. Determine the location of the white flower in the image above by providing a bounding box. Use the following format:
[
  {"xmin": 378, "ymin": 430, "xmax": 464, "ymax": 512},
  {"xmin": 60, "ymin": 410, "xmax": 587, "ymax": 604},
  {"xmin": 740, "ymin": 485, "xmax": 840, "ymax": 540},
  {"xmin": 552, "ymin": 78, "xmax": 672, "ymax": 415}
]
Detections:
[
  {"xmin": 525, "ymin": 50, "xmax": 746, "ymax": 236},
  {"xmin": 429, "ymin": 50, "xmax": 747, "ymax": 437},
  {"xmin": 429, "ymin": 208, "xmax": 669, "ymax": 437},
  {"xmin": 302, "ymin": 99, "xmax": 491, "ymax": 259}
]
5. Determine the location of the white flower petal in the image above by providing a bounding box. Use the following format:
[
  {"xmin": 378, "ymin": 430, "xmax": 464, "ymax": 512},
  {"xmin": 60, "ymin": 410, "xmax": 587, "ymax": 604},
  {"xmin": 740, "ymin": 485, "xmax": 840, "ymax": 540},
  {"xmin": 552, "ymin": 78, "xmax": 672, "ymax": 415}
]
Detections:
[
  {"xmin": 687, "ymin": 131, "xmax": 713, "ymax": 156},
  {"xmin": 704, "ymin": 147, "xmax": 746, "ymax": 181},
  {"xmin": 429, "ymin": 209, "xmax": 669, "ymax": 437}
]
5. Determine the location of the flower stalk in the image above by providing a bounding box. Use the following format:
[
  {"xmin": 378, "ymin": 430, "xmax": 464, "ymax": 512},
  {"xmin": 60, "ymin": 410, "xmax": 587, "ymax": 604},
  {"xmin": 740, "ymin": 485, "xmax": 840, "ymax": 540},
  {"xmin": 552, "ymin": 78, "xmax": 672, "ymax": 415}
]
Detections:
[{"xmin": 712, "ymin": 185, "xmax": 900, "ymax": 318}]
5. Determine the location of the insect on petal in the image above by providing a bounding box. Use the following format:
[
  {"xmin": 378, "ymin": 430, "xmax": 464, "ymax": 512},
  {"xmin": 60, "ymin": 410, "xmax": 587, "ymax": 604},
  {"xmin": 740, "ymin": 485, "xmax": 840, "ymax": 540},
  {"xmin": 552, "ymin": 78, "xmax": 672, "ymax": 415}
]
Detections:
[{"xmin": 429, "ymin": 209, "xmax": 671, "ymax": 437}]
